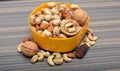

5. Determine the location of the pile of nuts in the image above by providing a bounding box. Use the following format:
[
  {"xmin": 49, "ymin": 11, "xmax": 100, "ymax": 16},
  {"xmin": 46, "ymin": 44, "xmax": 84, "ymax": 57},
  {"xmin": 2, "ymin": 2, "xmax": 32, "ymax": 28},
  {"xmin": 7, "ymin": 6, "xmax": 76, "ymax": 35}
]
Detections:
[
  {"xmin": 17, "ymin": 28, "xmax": 98, "ymax": 66},
  {"xmin": 30, "ymin": 2, "xmax": 88, "ymax": 38},
  {"xmin": 17, "ymin": 2, "xmax": 98, "ymax": 66}
]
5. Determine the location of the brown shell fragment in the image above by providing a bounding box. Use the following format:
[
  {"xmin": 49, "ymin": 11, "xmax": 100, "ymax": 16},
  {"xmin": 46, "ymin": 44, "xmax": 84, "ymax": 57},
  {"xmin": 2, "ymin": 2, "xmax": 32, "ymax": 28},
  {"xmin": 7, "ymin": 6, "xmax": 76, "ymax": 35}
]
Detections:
[
  {"xmin": 21, "ymin": 41, "xmax": 38, "ymax": 57},
  {"xmin": 60, "ymin": 19, "xmax": 80, "ymax": 36}
]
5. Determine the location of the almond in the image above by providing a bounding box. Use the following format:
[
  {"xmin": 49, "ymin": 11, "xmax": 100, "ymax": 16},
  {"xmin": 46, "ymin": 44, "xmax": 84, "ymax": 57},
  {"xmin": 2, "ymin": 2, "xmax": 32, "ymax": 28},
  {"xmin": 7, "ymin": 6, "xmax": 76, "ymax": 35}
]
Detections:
[{"xmin": 67, "ymin": 53, "xmax": 75, "ymax": 58}]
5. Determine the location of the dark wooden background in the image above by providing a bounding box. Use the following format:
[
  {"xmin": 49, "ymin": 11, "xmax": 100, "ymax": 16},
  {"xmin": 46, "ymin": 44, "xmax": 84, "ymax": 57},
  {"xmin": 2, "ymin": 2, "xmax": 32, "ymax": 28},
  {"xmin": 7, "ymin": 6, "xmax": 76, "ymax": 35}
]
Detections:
[{"xmin": 0, "ymin": 0, "xmax": 120, "ymax": 71}]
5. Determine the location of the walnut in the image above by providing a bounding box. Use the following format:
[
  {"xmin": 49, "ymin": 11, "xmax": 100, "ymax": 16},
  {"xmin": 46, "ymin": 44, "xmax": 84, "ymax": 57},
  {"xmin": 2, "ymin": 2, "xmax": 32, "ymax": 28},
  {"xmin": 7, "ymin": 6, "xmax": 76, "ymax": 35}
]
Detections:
[{"xmin": 21, "ymin": 41, "xmax": 38, "ymax": 57}]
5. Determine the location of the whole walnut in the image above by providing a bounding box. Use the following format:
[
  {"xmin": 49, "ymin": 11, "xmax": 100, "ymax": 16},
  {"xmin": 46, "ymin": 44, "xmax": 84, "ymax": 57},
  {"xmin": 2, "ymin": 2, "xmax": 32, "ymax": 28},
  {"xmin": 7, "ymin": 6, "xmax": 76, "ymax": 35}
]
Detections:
[
  {"xmin": 73, "ymin": 9, "xmax": 88, "ymax": 26},
  {"xmin": 21, "ymin": 41, "xmax": 38, "ymax": 57}
]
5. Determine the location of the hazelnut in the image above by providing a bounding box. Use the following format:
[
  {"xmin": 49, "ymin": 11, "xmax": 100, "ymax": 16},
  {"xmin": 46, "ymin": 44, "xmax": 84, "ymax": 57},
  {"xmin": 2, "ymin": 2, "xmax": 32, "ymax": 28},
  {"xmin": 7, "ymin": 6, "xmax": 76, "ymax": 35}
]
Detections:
[
  {"xmin": 73, "ymin": 9, "xmax": 88, "ymax": 26},
  {"xmin": 40, "ymin": 21, "xmax": 49, "ymax": 30},
  {"xmin": 60, "ymin": 19, "xmax": 80, "ymax": 36},
  {"xmin": 23, "ymin": 37, "xmax": 31, "ymax": 43},
  {"xmin": 21, "ymin": 41, "xmax": 38, "ymax": 57},
  {"xmin": 35, "ymin": 24, "xmax": 40, "ymax": 31},
  {"xmin": 47, "ymin": 21, "xmax": 54, "ymax": 32},
  {"xmin": 61, "ymin": 9, "xmax": 72, "ymax": 19}
]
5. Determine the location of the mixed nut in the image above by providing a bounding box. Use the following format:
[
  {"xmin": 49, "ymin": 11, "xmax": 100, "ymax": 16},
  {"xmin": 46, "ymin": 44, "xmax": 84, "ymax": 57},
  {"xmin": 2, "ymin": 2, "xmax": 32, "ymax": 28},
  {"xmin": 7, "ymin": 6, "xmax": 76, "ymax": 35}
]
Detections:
[
  {"xmin": 16, "ymin": 2, "xmax": 98, "ymax": 66},
  {"xmin": 17, "ymin": 28, "xmax": 98, "ymax": 66},
  {"xmin": 29, "ymin": 2, "xmax": 88, "ymax": 38}
]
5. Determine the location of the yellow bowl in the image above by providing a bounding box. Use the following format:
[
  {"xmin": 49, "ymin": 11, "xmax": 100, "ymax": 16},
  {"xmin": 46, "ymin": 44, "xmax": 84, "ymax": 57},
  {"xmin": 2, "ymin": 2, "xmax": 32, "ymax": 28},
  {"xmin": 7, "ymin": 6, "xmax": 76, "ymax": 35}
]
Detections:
[{"xmin": 28, "ymin": 2, "xmax": 90, "ymax": 52}]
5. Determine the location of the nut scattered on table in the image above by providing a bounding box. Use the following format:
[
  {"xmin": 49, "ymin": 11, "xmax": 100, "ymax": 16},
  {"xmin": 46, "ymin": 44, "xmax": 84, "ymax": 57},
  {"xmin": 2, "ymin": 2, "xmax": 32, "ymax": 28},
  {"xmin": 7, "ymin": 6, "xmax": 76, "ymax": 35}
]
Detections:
[{"xmin": 21, "ymin": 41, "xmax": 39, "ymax": 57}]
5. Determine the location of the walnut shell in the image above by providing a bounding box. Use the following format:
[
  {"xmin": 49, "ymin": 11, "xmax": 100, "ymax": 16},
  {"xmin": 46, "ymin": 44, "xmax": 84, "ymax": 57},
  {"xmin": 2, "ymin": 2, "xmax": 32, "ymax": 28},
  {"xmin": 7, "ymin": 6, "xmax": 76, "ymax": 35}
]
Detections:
[
  {"xmin": 60, "ymin": 19, "xmax": 80, "ymax": 36},
  {"xmin": 21, "ymin": 41, "xmax": 38, "ymax": 57},
  {"xmin": 73, "ymin": 9, "xmax": 88, "ymax": 26}
]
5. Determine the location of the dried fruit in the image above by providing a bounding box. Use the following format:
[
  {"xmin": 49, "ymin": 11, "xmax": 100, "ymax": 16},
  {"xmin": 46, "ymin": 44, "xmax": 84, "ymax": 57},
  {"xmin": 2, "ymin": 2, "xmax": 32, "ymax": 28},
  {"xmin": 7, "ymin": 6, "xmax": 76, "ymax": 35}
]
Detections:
[{"xmin": 75, "ymin": 43, "xmax": 89, "ymax": 58}]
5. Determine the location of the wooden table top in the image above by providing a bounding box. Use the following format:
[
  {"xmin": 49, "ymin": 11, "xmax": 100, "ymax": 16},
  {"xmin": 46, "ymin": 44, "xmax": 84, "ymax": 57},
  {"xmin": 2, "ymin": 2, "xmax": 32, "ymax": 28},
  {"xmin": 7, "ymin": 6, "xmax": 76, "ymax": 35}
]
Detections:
[{"xmin": 0, "ymin": 0, "xmax": 120, "ymax": 71}]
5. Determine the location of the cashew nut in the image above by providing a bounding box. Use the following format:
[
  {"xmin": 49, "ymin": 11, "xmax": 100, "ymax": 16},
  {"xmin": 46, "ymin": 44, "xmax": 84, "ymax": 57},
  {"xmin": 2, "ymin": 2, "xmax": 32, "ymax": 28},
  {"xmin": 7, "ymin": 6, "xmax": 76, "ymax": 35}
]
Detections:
[
  {"xmin": 53, "ymin": 26, "xmax": 61, "ymax": 36},
  {"xmin": 70, "ymin": 4, "xmax": 79, "ymax": 9},
  {"xmin": 44, "ymin": 51, "xmax": 51, "ymax": 57},
  {"xmin": 42, "ymin": 30, "xmax": 52, "ymax": 37},
  {"xmin": 44, "ymin": 14, "xmax": 52, "ymax": 21},
  {"xmin": 47, "ymin": 2, "xmax": 56, "ymax": 8},
  {"xmin": 51, "ymin": 7, "xmax": 59, "ymax": 15},
  {"xmin": 59, "ymin": 34, "xmax": 67, "ymax": 38},
  {"xmin": 52, "ymin": 19, "xmax": 61, "ymax": 26},
  {"xmin": 35, "ymin": 16, "xmax": 42, "ymax": 24},
  {"xmin": 31, "ymin": 55, "xmax": 38, "ymax": 63},
  {"xmin": 40, "ymin": 50, "xmax": 46, "ymax": 55},
  {"xmin": 37, "ymin": 30, "xmax": 42, "ymax": 34},
  {"xmin": 53, "ymin": 58, "xmax": 63, "ymax": 65},
  {"xmin": 84, "ymin": 37, "xmax": 96, "ymax": 46},
  {"xmin": 17, "ymin": 43, "xmax": 23, "ymax": 53},
  {"xmin": 63, "ymin": 54, "xmax": 72, "ymax": 62},
  {"xmin": 85, "ymin": 42, "xmax": 91, "ymax": 47},
  {"xmin": 42, "ymin": 8, "xmax": 52, "ymax": 15},
  {"xmin": 52, "ymin": 15, "xmax": 61, "ymax": 19},
  {"xmin": 88, "ymin": 33, "xmax": 98, "ymax": 41},
  {"xmin": 87, "ymin": 28, "xmax": 93, "ymax": 34},
  {"xmin": 53, "ymin": 53, "xmax": 62, "ymax": 58},
  {"xmin": 47, "ymin": 55, "xmax": 55, "ymax": 66},
  {"xmin": 37, "ymin": 52, "xmax": 44, "ymax": 61}
]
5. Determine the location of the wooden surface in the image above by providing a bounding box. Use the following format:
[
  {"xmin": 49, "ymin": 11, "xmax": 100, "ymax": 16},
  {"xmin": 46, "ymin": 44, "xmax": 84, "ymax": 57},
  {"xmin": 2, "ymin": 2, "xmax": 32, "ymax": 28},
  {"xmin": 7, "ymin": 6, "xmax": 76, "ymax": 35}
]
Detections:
[{"xmin": 0, "ymin": 0, "xmax": 120, "ymax": 71}]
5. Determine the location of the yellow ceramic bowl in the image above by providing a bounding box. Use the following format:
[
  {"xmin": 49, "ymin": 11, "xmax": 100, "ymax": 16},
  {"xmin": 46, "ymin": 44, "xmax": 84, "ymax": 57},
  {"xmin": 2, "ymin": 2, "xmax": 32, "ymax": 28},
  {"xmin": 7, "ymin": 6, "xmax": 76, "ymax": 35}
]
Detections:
[{"xmin": 28, "ymin": 2, "xmax": 90, "ymax": 52}]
